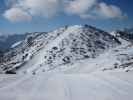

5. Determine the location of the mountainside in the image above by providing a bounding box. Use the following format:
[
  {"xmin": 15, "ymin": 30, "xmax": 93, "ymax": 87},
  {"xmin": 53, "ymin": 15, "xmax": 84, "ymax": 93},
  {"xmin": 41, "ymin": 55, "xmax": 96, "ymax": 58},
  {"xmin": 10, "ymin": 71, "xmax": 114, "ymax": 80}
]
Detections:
[
  {"xmin": 0, "ymin": 25, "xmax": 121, "ymax": 74},
  {"xmin": 114, "ymin": 29, "xmax": 133, "ymax": 42},
  {"xmin": 0, "ymin": 25, "xmax": 133, "ymax": 100}
]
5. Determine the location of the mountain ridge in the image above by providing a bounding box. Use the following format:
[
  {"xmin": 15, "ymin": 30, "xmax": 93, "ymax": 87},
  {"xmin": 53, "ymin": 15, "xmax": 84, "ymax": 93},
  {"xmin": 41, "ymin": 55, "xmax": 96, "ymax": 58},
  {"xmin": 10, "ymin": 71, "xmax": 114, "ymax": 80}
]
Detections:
[{"xmin": 0, "ymin": 25, "xmax": 121, "ymax": 74}]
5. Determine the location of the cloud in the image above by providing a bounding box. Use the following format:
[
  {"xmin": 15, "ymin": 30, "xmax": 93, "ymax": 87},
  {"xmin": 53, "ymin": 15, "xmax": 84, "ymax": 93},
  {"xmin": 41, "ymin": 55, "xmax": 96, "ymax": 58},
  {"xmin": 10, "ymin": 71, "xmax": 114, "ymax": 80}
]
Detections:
[
  {"xmin": 98, "ymin": 2, "xmax": 126, "ymax": 19},
  {"xmin": 3, "ymin": 0, "xmax": 62, "ymax": 22},
  {"xmin": 19, "ymin": 0, "xmax": 62, "ymax": 18},
  {"xmin": 3, "ymin": 7, "xmax": 32, "ymax": 22},
  {"xmin": 2, "ymin": 0, "xmax": 127, "ymax": 22},
  {"xmin": 5, "ymin": 0, "xmax": 18, "ymax": 7},
  {"xmin": 65, "ymin": 0, "xmax": 126, "ymax": 19},
  {"xmin": 64, "ymin": 0, "xmax": 97, "ymax": 15},
  {"xmin": 79, "ymin": 14, "xmax": 97, "ymax": 19}
]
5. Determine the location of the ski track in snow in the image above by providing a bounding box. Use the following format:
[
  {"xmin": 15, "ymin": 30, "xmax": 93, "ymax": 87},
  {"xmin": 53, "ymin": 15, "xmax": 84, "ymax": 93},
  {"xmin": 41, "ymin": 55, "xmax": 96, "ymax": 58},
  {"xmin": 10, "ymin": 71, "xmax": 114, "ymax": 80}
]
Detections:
[{"xmin": 0, "ymin": 71, "xmax": 133, "ymax": 100}]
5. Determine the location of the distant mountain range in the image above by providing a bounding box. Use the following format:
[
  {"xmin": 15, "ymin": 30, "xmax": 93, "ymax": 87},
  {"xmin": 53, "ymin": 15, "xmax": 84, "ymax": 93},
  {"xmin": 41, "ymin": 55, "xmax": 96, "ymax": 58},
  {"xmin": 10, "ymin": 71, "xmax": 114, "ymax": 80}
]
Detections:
[{"xmin": 0, "ymin": 34, "xmax": 28, "ymax": 52}]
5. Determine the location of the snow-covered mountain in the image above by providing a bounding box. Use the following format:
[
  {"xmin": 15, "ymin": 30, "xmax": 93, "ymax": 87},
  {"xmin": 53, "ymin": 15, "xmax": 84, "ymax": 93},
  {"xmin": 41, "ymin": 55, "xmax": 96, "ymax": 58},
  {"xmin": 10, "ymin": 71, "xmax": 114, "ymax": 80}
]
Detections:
[
  {"xmin": 0, "ymin": 25, "xmax": 133, "ymax": 100},
  {"xmin": 0, "ymin": 25, "xmax": 121, "ymax": 74},
  {"xmin": 112, "ymin": 29, "xmax": 133, "ymax": 42}
]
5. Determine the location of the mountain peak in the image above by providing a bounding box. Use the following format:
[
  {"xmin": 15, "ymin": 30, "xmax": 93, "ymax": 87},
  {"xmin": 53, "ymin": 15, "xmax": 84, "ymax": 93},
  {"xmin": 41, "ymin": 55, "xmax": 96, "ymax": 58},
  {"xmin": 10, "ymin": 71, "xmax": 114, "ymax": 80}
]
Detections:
[{"xmin": 0, "ymin": 25, "xmax": 121, "ymax": 74}]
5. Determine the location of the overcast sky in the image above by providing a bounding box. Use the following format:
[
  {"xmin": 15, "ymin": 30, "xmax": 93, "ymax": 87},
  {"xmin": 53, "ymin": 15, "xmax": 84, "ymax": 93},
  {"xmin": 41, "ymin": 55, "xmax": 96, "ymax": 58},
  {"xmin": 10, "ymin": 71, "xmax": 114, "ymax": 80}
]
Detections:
[{"xmin": 0, "ymin": 0, "xmax": 133, "ymax": 34}]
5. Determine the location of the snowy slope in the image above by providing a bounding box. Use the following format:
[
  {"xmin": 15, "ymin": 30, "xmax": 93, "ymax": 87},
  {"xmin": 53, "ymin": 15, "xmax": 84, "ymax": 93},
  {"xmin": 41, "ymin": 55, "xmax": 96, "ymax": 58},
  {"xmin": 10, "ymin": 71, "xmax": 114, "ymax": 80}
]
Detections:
[
  {"xmin": 0, "ymin": 27, "xmax": 66, "ymax": 73},
  {"xmin": 19, "ymin": 25, "xmax": 120, "ymax": 74},
  {"xmin": 0, "ymin": 69, "xmax": 133, "ymax": 100},
  {"xmin": 0, "ymin": 25, "xmax": 133, "ymax": 100},
  {"xmin": 0, "ymin": 25, "xmax": 120, "ymax": 74}
]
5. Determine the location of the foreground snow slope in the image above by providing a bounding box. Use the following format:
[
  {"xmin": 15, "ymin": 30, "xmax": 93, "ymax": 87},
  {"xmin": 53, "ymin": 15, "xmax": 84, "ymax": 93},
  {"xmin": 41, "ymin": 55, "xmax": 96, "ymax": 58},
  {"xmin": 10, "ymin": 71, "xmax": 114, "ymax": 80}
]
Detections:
[
  {"xmin": 0, "ymin": 41, "xmax": 133, "ymax": 100},
  {"xmin": 0, "ymin": 71, "xmax": 133, "ymax": 100}
]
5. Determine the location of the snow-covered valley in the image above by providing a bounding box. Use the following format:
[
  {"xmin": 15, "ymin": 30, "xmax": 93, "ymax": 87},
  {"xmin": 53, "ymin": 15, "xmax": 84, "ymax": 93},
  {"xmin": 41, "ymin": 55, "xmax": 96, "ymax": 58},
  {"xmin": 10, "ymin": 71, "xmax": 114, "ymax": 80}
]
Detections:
[{"xmin": 0, "ymin": 25, "xmax": 133, "ymax": 100}]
